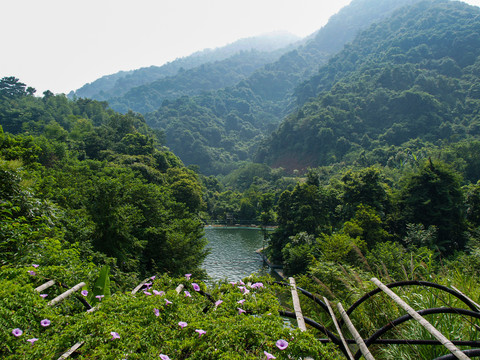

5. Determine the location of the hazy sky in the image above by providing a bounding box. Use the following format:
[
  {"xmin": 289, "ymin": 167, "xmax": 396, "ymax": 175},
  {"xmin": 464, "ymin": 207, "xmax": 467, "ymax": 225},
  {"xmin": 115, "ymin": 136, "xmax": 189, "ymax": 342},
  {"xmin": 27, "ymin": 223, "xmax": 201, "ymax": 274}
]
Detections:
[{"xmin": 1, "ymin": 0, "xmax": 480, "ymax": 94}]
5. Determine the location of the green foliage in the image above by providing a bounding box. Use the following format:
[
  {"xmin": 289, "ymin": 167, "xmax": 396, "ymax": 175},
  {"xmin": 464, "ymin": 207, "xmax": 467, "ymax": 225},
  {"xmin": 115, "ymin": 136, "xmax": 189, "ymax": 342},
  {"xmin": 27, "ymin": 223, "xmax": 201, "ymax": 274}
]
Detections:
[
  {"xmin": 88, "ymin": 265, "xmax": 111, "ymax": 305},
  {"xmin": 0, "ymin": 273, "xmax": 339, "ymax": 359},
  {"xmin": 399, "ymin": 159, "xmax": 466, "ymax": 252}
]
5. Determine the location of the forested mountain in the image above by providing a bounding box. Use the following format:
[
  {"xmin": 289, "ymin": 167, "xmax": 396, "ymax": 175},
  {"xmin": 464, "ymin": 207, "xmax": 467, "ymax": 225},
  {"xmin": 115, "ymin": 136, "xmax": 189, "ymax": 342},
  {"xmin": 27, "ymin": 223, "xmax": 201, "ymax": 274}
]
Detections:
[
  {"xmin": 107, "ymin": 49, "xmax": 289, "ymax": 114},
  {"xmin": 257, "ymin": 0, "xmax": 480, "ymax": 172},
  {"xmin": 70, "ymin": 32, "xmax": 299, "ymax": 101},
  {"xmin": 143, "ymin": 0, "xmax": 419, "ymax": 175}
]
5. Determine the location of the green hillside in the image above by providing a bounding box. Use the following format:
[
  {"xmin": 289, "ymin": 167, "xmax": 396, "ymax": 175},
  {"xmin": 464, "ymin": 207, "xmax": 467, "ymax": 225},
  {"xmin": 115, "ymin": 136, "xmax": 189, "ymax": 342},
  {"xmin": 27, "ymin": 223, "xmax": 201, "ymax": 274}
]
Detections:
[{"xmin": 257, "ymin": 0, "xmax": 480, "ymax": 172}]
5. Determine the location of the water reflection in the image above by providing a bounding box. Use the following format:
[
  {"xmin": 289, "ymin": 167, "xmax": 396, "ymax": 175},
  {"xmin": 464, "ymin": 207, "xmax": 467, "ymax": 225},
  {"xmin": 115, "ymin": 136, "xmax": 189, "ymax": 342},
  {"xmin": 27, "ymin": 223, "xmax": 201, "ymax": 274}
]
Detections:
[{"xmin": 202, "ymin": 227, "xmax": 268, "ymax": 281}]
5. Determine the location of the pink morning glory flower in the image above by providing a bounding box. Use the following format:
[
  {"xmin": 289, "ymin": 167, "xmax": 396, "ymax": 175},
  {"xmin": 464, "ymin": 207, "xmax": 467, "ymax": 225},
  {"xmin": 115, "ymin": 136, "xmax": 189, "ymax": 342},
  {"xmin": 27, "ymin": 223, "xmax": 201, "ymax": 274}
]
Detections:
[
  {"xmin": 150, "ymin": 275, "xmax": 156, "ymax": 280},
  {"xmin": 40, "ymin": 319, "xmax": 51, "ymax": 327},
  {"xmin": 239, "ymin": 280, "xmax": 245, "ymax": 285},
  {"xmin": 28, "ymin": 270, "xmax": 36, "ymax": 276},
  {"xmin": 276, "ymin": 339, "xmax": 289, "ymax": 350},
  {"xmin": 144, "ymin": 291, "xmax": 152, "ymax": 296},
  {"xmin": 251, "ymin": 282, "xmax": 264, "ymax": 289},
  {"xmin": 238, "ymin": 308, "xmax": 246, "ymax": 315},
  {"xmin": 195, "ymin": 329, "xmax": 206, "ymax": 337},
  {"xmin": 215, "ymin": 300, "xmax": 223, "ymax": 307},
  {"xmin": 32, "ymin": 264, "xmax": 39, "ymax": 268},
  {"xmin": 185, "ymin": 273, "xmax": 192, "ymax": 280},
  {"xmin": 154, "ymin": 308, "xmax": 160, "ymax": 317},
  {"xmin": 184, "ymin": 290, "xmax": 191, "ymax": 297},
  {"xmin": 159, "ymin": 355, "xmax": 170, "ymax": 360},
  {"xmin": 144, "ymin": 282, "xmax": 152, "ymax": 289},
  {"xmin": 229, "ymin": 281, "xmax": 236, "ymax": 287},
  {"xmin": 239, "ymin": 287, "xmax": 250, "ymax": 295},
  {"xmin": 264, "ymin": 351, "xmax": 276, "ymax": 359},
  {"xmin": 27, "ymin": 338, "xmax": 38, "ymax": 345},
  {"xmin": 192, "ymin": 283, "xmax": 200, "ymax": 291},
  {"xmin": 12, "ymin": 328, "xmax": 23, "ymax": 337},
  {"xmin": 96, "ymin": 295, "xmax": 104, "ymax": 301},
  {"xmin": 110, "ymin": 331, "xmax": 120, "ymax": 340},
  {"xmin": 81, "ymin": 290, "xmax": 88, "ymax": 297},
  {"xmin": 178, "ymin": 321, "xmax": 188, "ymax": 329},
  {"xmin": 237, "ymin": 299, "xmax": 246, "ymax": 304},
  {"xmin": 165, "ymin": 299, "xmax": 172, "ymax": 305},
  {"xmin": 40, "ymin": 294, "xmax": 48, "ymax": 298},
  {"xmin": 153, "ymin": 290, "xmax": 164, "ymax": 296}
]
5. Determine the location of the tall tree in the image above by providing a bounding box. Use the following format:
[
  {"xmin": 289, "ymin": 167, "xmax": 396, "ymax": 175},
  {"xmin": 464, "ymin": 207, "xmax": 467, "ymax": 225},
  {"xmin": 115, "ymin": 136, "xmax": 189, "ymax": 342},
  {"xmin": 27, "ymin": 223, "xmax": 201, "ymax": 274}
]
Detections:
[{"xmin": 400, "ymin": 159, "xmax": 466, "ymax": 252}]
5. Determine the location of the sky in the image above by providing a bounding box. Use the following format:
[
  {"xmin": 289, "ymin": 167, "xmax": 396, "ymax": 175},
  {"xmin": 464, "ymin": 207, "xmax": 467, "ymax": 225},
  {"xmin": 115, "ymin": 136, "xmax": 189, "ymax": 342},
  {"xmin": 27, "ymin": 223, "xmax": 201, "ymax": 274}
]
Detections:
[{"xmin": 1, "ymin": 0, "xmax": 480, "ymax": 95}]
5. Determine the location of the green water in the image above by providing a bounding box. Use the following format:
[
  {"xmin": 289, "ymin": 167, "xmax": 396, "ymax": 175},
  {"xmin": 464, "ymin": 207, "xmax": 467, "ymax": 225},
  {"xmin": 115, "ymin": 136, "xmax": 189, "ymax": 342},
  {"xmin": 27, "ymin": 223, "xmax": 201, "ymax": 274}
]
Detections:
[{"xmin": 202, "ymin": 227, "xmax": 269, "ymax": 281}]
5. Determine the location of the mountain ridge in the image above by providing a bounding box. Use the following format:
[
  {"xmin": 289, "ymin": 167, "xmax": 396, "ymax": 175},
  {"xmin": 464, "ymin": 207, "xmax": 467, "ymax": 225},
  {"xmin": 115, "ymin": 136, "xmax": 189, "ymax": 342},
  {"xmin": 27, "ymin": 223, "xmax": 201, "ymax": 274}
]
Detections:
[{"xmin": 70, "ymin": 31, "xmax": 300, "ymax": 101}]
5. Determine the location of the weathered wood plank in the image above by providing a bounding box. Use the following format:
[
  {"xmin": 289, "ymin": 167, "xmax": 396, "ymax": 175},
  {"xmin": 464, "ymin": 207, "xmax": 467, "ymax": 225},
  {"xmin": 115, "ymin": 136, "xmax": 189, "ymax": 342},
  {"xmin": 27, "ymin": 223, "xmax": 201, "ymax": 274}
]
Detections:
[
  {"xmin": 48, "ymin": 282, "xmax": 86, "ymax": 306},
  {"xmin": 337, "ymin": 302, "xmax": 376, "ymax": 360},
  {"xmin": 289, "ymin": 277, "xmax": 306, "ymax": 331},
  {"xmin": 131, "ymin": 278, "xmax": 150, "ymax": 294},
  {"xmin": 371, "ymin": 277, "xmax": 470, "ymax": 360},
  {"xmin": 35, "ymin": 280, "xmax": 55, "ymax": 293},
  {"xmin": 57, "ymin": 341, "xmax": 85, "ymax": 359},
  {"xmin": 451, "ymin": 286, "xmax": 480, "ymax": 312},
  {"xmin": 324, "ymin": 297, "xmax": 354, "ymax": 360}
]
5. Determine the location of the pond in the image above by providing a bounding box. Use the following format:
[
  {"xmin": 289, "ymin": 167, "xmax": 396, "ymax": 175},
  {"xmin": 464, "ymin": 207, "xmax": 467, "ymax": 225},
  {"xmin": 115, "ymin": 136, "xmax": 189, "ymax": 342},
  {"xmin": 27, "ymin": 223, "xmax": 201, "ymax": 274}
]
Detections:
[{"xmin": 201, "ymin": 227, "xmax": 270, "ymax": 281}]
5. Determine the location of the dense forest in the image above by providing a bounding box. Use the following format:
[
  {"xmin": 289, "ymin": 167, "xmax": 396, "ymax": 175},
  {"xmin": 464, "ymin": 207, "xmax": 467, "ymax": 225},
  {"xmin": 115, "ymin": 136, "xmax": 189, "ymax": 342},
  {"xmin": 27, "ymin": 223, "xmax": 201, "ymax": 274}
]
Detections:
[
  {"xmin": 3, "ymin": 0, "xmax": 480, "ymax": 358},
  {"xmin": 258, "ymin": 0, "xmax": 480, "ymax": 171}
]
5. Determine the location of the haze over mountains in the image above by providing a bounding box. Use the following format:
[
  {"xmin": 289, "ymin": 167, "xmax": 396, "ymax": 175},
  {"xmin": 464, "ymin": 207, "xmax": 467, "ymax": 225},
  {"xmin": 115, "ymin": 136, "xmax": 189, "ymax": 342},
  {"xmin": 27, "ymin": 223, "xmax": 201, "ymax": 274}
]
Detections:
[{"xmin": 71, "ymin": 0, "xmax": 480, "ymax": 176}]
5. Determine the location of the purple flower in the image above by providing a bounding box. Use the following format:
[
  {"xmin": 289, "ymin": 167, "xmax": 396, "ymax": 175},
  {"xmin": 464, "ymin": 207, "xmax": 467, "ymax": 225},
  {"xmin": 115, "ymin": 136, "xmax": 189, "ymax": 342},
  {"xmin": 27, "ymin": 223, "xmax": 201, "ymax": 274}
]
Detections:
[
  {"xmin": 229, "ymin": 281, "xmax": 237, "ymax": 287},
  {"xmin": 28, "ymin": 270, "xmax": 36, "ymax": 276},
  {"xmin": 27, "ymin": 338, "xmax": 38, "ymax": 345},
  {"xmin": 96, "ymin": 295, "xmax": 104, "ymax": 301},
  {"xmin": 239, "ymin": 280, "xmax": 245, "ymax": 285},
  {"xmin": 154, "ymin": 308, "xmax": 160, "ymax": 317},
  {"xmin": 40, "ymin": 319, "xmax": 51, "ymax": 327},
  {"xmin": 40, "ymin": 294, "xmax": 48, "ymax": 298},
  {"xmin": 178, "ymin": 321, "xmax": 188, "ymax": 329},
  {"xmin": 264, "ymin": 351, "xmax": 276, "ymax": 359},
  {"xmin": 12, "ymin": 328, "xmax": 23, "ymax": 337},
  {"xmin": 192, "ymin": 283, "xmax": 200, "ymax": 292},
  {"xmin": 184, "ymin": 290, "xmax": 191, "ymax": 297},
  {"xmin": 251, "ymin": 282, "xmax": 264, "ymax": 289},
  {"xmin": 195, "ymin": 329, "xmax": 206, "ymax": 337},
  {"xmin": 238, "ymin": 308, "xmax": 246, "ymax": 315},
  {"xmin": 150, "ymin": 275, "xmax": 156, "ymax": 280},
  {"xmin": 144, "ymin": 282, "xmax": 152, "ymax": 289},
  {"xmin": 81, "ymin": 290, "xmax": 88, "ymax": 297},
  {"xmin": 276, "ymin": 339, "xmax": 289, "ymax": 350},
  {"xmin": 239, "ymin": 286, "xmax": 250, "ymax": 295},
  {"xmin": 110, "ymin": 331, "xmax": 120, "ymax": 340},
  {"xmin": 215, "ymin": 300, "xmax": 223, "ymax": 307},
  {"xmin": 144, "ymin": 291, "xmax": 152, "ymax": 296},
  {"xmin": 185, "ymin": 273, "xmax": 192, "ymax": 280},
  {"xmin": 237, "ymin": 299, "xmax": 246, "ymax": 304},
  {"xmin": 165, "ymin": 299, "xmax": 172, "ymax": 305},
  {"xmin": 159, "ymin": 355, "xmax": 171, "ymax": 360},
  {"xmin": 32, "ymin": 264, "xmax": 39, "ymax": 268},
  {"xmin": 153, "ymin": 290, "xmax": 164, "ymax": 296}
]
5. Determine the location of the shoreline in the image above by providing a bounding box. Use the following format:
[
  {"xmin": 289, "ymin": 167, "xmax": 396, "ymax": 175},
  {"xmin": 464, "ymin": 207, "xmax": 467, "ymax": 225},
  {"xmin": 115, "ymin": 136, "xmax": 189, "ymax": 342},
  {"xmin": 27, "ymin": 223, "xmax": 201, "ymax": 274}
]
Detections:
[{"xmin": 255, "ymin": 247, "xmax": 284, "ymax": 279}]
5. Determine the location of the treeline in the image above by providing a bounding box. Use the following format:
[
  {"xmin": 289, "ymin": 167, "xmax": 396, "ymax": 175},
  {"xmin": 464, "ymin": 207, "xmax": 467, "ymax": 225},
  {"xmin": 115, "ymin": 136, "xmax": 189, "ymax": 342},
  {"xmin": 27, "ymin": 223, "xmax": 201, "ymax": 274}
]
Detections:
[{"xmin": 0, "ymin": 76, "xmax": 207, "ymax": 285}]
